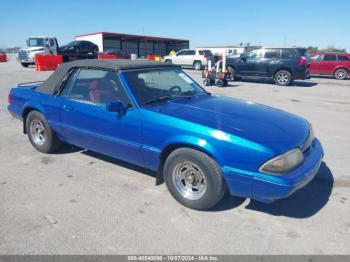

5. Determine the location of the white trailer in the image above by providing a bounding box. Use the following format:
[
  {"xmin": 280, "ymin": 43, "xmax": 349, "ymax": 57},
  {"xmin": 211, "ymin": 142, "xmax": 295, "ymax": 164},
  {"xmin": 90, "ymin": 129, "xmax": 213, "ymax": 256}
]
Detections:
[{"xmin": 197, "ymin": 46, "xmax": 245, "ymax": 58}]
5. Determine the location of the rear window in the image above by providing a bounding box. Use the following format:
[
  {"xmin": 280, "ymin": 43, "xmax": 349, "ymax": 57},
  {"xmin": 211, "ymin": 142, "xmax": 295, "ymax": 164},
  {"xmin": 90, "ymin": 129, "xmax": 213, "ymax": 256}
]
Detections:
[
  {"xmin": 198, "ymin": 50, "xmax": 212, "ymax": 55},
  {"xmin": 282, "ymin": 49, "xmax": 298, "ymax": 59},
  {"xmin": 338, "ymin": 55, "xmax": 350, "ymax": 61}
]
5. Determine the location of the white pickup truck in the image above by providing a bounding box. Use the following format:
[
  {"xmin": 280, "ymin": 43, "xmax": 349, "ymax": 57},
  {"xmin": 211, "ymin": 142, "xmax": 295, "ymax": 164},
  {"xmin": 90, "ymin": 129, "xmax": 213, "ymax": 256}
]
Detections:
[
  {"xmin": 17, "ymin": 36, "xmax": 59, "ymax": 67},
  {"xmin": 163, "ymin": 49, "xmax": 215, "ymax": 71}
]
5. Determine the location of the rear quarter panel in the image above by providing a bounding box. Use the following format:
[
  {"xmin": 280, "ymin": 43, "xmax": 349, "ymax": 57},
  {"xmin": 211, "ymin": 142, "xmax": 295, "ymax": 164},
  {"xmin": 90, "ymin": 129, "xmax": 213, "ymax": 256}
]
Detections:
[{"xmin": 8, "ymin": 86, "xmax": 64, "ymax": 138}]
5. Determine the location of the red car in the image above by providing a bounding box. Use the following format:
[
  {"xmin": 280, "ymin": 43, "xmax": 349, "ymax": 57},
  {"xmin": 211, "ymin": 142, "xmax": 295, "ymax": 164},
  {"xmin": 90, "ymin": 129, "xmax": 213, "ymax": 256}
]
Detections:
[
  {"xmin": 309, "ymin": 52, "xmax": 350, "ymax": 80},
  {"xmin": 100, "ymin": 49, "xmax": 130, "ymax": 59},
  {"xmin": 0, "ymin": 50, "xmax": 7, "ymax": 62}
]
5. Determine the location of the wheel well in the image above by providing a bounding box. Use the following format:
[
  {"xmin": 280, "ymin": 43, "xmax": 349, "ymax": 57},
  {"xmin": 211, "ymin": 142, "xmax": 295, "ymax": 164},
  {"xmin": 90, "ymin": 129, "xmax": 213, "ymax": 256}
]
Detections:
[
  {"xmin": 160, "ymin": 143, "xmax": 215, "ymax": 165},
  {"xmin": 22, "ymin": 107, "xmax": 39, "ymax": 134},
  {"xmin": 334, "ymin": 67, "xmax": 348, "ymax": 74},
  {"xmin": 155, "ymin": 143, "xmax": 217, "ymax": 185}
]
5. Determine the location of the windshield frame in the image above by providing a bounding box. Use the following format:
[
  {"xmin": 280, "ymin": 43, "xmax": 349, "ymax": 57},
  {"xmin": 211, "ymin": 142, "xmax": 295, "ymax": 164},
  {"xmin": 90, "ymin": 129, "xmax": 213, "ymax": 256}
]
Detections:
[{"xmin": 120, "ymin": 67, "xmax": 207, "ymax": 107}]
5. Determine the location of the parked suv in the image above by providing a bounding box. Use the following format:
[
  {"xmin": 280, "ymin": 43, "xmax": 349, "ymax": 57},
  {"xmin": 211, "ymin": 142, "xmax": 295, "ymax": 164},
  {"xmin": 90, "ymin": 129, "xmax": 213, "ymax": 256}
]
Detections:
[
  {"xmin": 309, "ymin": 52, "xmax": 350, "ymax": 80},
  {"xmin": 59, "ymin": 41, "xmax": 99, "ymax": 61},
  {"xmin": 163, "ymin": 49, "xmax": 214, "ymax": 70},
  {"xmin": 227, "ymin": 48, "xmax": 309, "ymax": 86}
]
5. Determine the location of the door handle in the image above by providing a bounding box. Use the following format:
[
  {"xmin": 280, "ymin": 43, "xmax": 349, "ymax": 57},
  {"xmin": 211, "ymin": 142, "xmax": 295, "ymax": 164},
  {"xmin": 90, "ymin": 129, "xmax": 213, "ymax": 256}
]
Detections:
[{"xmin": 63, "ymin": 105, "xmax": 74, "ymax": 111}]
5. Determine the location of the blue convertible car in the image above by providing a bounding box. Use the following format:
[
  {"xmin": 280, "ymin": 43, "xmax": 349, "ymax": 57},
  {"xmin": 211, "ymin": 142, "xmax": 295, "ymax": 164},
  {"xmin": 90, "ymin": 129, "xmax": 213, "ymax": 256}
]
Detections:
[{"xmin": 8, "ymin": 60, "xmax": 324, "ymax": 210}]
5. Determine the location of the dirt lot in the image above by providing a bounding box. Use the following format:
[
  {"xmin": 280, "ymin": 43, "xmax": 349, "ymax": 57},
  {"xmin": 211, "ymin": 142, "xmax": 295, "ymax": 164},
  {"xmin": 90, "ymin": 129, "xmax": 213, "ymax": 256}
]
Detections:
[{"xmin": 0, "ymin": 58, "xmax": 349, "ymax": 254}]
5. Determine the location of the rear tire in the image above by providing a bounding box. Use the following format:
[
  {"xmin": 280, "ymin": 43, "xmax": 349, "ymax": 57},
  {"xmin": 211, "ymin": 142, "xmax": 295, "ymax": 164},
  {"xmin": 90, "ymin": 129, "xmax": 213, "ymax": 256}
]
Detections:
[
  {"xmin": 164, "ymin": 148, "xmax": 226, "ymax": 210},
  {"xmin": 26, "ymin": 111, "xmax": 62, "ymax": 153},
  {"xmin": 274, "ymin": 70, "xmax": 292, "ymax": 86},
  {"xmin": 193, "ymin": 61, "xmax": 202, "ymax": 71},
  {"xmin": 334, "ymin": 68, "xmax": 348, "ymax": 80},
  {"xmin": 165, "ymin": 59, "xmax": 172, "ymax": 64}
]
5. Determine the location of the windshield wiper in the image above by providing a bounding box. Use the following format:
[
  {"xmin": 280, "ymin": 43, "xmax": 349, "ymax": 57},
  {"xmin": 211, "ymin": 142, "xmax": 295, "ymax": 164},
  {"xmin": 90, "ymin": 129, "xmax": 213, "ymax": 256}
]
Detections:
[
  {"xmin": 143, "ymin": 96, "xmax": 172, "ymax": 105},
  {"xmin": 143, "ymin": 91, "xmax": 210, "ymax": 106}
]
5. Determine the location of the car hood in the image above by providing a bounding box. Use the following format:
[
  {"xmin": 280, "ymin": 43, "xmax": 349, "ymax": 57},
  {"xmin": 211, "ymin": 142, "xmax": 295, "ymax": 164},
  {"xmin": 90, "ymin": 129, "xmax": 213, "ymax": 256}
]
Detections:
[{"xmin": 148, "ymin": 95, "xmax": 309, "ymax": 154}]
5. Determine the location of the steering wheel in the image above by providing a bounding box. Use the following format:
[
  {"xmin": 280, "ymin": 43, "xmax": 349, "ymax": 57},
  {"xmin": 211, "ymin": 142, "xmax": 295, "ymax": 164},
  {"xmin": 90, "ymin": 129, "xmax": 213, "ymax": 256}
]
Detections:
[{"xmin": 169, "ymin": 85, "xmax": 182, "ymax": 95}]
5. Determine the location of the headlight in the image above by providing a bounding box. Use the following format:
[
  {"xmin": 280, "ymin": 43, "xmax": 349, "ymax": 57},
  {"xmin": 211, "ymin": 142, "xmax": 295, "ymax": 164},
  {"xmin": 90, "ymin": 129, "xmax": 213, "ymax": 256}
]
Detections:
[{"xmin": 259, "ymin": 148, "xmax": 304, "ymax": 175}]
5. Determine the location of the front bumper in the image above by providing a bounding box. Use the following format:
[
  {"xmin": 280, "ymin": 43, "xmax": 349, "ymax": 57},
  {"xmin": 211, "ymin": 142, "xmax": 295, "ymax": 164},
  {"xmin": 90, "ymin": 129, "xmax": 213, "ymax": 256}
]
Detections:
[
  {"xmin": 222, "ymin": 138, "xmax": 324, "ymax": 203},
  {"xmin": 17, "ymin": 58, "xmax": 35, "ymax": 63}
]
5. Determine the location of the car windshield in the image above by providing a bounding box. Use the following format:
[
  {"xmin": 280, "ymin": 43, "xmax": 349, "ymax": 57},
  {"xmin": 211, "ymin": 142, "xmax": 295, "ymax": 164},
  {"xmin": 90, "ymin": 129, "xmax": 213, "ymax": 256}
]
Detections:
[
  {"xmin": 27, "ymin": 38, "xmax": 44, "ymax": 47},
  {"xmin": 123, "ymin": 68, "xmax": 207, "ymax": 106}
]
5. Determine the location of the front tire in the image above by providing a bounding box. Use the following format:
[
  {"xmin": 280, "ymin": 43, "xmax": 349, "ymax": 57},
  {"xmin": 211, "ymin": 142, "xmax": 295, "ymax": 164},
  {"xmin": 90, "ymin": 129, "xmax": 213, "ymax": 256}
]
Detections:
[
  {"xmin": 26, "ymin": 111, "xmax": 62, "ymax": 153},
  {"xmin": 334, "ymin": 68, "xmax": 348, "ymax": 80},
  {"xmin": 164, "ymin": 148, "xmax": 226, "ymax": 210},
  {"xmin": 274, "ymin": 70, "xmax": 292, "ymax": 86},
  {"xmin": 21, "ymin": 63, "xmax": 29, "ymax": 67}
]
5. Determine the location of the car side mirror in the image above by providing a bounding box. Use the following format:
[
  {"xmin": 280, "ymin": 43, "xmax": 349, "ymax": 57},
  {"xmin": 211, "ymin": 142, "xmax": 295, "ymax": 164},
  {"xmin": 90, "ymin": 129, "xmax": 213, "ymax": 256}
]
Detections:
[
  {"xmin": 240, "ymin": 56, "xmax": 247, "ymax": 61},
  {"xmin": 106, "ymin": 101, "xmax": 127, "ymax": 115}
]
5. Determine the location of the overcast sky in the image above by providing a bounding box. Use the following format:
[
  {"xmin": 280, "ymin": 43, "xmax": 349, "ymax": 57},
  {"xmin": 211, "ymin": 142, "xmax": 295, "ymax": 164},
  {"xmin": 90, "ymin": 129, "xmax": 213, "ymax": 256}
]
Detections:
[{"xmin": 1, "ymin": 0, "xmax": 349, "ymax": 51}]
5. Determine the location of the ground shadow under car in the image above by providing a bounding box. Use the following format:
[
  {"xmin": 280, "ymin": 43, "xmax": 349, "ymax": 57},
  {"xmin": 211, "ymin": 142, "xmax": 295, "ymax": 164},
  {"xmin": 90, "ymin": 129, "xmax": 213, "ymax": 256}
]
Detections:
[
  {"xmin": 81, "ymin": 150, "xmax": 157, "ymax": 179},
  {"xmin": 210, "ymin": 162, "xmax": 333, "ymax": 217},
  {"xmin": 55, "ymin": 147, "xmax": 333, "ymax": 217},
  {"xmin": 310, "ymin": 75, "xmax": 349, "ymax": 80},
  {"xmin": 236, "ymin": 78, "xmax": 318, "ymax": 87},
  {"xmin": 245, "ymin": 162, "xmax": 333, "ymax": 218}
]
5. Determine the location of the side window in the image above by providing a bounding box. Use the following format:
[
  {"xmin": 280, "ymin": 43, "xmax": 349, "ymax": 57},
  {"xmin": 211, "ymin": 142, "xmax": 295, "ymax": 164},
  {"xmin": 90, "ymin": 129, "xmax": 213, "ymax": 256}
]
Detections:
[
  {"xmin": 177, "ymin": 50, "xmax": 186, "ymax": 56},
  {"xmin": 338, "ymin": 55, "xmax": 349, "ymax": 61},
  {"xmin": 243, "ymin": 49, "xmax": 264, "ymax": 60},
  {"xmin": 61, "ymin": 69, "xmax": 130, "ymax": 106},
  {"xmin": 49, "ymin": 39, "xmax": 54, "ymax": 46},
  {"xmin": 324, "ymin": 55, "xmax": 337, "ymax": 61},
  {"xmin": 187, "ymin": 50, "xmax": 195, "ymax": 55},
  {"xmin": 265, "ymin": 49, "xmax": 281, "ymax": 59},
  {"xmin": 282, "ymin": 49, "xmax": 298, "ymax": 59}
]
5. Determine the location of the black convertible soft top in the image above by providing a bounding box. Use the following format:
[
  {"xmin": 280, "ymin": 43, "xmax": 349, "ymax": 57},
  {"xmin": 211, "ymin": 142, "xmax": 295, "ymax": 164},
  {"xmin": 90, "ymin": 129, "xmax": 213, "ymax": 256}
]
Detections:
[{"xmin": 36, "ymin": 59, "xmax": 179, "ymax": 94}]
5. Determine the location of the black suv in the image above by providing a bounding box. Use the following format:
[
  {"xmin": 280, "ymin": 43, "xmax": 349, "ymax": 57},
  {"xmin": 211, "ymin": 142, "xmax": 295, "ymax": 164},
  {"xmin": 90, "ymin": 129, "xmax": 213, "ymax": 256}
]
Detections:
[
  {"xmin": 227, "ymin": 48, "xmax": 309, "ymax": 86},
  {"xmin": 60, "ymin": 41, "xmax": 99, "ymax": 61}
]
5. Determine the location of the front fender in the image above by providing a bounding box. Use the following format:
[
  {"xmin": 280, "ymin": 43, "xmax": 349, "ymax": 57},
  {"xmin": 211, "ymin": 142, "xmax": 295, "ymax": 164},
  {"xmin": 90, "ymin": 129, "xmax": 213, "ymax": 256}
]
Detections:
[
  {"xmin": 162, "ymin": 135, "xmax": 222, "ymax": 164},
  {"xmin": 142, "ymin": 134, "xmax": 221, "ymax": 173}
]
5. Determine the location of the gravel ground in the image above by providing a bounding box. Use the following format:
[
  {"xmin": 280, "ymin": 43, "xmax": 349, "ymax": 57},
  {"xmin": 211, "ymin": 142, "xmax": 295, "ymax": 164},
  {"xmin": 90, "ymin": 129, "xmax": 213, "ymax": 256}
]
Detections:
[{"xmin": 0, "ymin": 57, "xmax": 349, "ymax": 254}]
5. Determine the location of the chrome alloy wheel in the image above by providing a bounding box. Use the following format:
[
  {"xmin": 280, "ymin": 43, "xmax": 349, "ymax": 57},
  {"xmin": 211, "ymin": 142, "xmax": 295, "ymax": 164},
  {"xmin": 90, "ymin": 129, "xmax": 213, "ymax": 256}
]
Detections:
[
  {"xmin": 336, "ymin": 69, "xmax": 347, "ymax": 79},
  {"xmin": 30, "ymin": 119, "xmax": 46, "ymax": 146},
  {"xmin": 172, "ymin": 161, "xmax": 207, "ymax": 200},
  {"xmin": 277, "ymin": 72, "xmax": 289, "ymax": 85}
]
